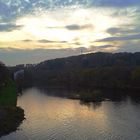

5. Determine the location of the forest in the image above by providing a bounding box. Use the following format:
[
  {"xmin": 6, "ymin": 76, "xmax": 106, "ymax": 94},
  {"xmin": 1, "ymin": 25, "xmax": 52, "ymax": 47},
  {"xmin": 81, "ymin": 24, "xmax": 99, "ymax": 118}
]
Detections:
[
  {"xmin": 10, "ymin": 52, "xmax": 140, "ymax": 90},
  {"xmin": 0, "ymin": 63, "xmax": 24, "ymax": 137}
]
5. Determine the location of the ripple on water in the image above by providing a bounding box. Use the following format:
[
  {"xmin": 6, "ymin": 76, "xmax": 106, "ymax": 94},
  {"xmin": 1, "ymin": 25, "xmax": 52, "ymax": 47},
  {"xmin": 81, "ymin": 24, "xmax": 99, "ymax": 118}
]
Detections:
[{"xmin": 1, "ymin": 88, "xmax": 140, "ymax": 140}]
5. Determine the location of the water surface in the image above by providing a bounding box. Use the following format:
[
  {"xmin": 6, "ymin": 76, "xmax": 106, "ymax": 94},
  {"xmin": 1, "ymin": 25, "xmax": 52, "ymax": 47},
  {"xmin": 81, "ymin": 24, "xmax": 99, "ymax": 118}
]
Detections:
[{"xmin": 1, "ymin": 87, "xmax": 140, "ymax": 140}]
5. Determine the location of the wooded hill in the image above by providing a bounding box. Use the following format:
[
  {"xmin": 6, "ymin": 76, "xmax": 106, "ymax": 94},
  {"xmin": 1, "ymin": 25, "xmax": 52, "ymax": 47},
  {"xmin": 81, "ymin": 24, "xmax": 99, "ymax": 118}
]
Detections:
[{"xmin": 11, "ymin": 52, "xmax": 140, "ymax": 90}]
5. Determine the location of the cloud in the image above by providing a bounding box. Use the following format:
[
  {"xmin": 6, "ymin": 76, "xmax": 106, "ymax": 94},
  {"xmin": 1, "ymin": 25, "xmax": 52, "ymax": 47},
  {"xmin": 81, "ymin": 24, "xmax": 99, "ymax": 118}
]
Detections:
[
  {"xmin": 96, "ymin": 34, "xmax": 140, "ymax": 42},
  {"xmin": 89, "ymin": 44, "xmax": 118, "ymax": 52},
  {"xmin": 107, "ymin": 27, "xmax": 124, "ymax": 35},
  {"xmin": 117, "ymin": 41, "xmax": 140, "ymax": 52},
  {"xmin": 0, "ymin": 47, "xmax": 90, "ymax": 66},
  {"xmin": 38, "ymin": 39, "xmax": 67, "ymax": 43},
  {"xmin": 65, "ymin": 24, "xmax": 93, "ymax": 30},
  {"xmin": 64, "ymin": 24, "xmax": 80, "ymax": 30},
  {"xmin": 95, "ymin": 45, "xmax": 114, "ymax": 49},
  {"xmin": 0, "ymin": 23, "xmax": 22, "ymax": 32},
  {"xmin": 0, "ymin": 0, "xmax": 139, "ymax": 63},
  {"xmin": 6, "ymin": 0, "xmax": 140, "ymax": 9},
  {"xmin": 0, "ymin": 1, "xmax": 139, "ymax": 31},
  {"xmin": 107, "ymin": 27, "xmax": 140, "ymax": 35},
  {"xmin": 0, "ymin": 2, "xmax": 10, "ymax": 16},
  {"xmin": 22, "ymin": 39, "xmax": 33, "ymax": 42},
  {"xmin": 1, "ymin": 0, "xmax": 139, "ymax": 24},
  {"xmin": 91, "ymin": 0, "xmax": 140, "ymax": 7},
  {"xmin": 46, "ymin": 24, "xmax": 93, "ymax": 31}
]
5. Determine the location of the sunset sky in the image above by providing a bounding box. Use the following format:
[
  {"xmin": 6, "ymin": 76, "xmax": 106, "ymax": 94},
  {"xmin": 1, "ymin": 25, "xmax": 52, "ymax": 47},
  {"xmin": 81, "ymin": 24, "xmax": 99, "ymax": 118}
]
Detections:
[{"xmin": 0, "ymin": 0, "xmax": 140, "ymax": 65}]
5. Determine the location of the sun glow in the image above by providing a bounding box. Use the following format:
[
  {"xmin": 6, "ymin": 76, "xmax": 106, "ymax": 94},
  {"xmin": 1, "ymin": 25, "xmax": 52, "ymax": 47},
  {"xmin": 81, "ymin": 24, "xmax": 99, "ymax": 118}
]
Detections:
[{"xmin": 0, "ymin": 7, "xmax": 128, "ymax": 50}]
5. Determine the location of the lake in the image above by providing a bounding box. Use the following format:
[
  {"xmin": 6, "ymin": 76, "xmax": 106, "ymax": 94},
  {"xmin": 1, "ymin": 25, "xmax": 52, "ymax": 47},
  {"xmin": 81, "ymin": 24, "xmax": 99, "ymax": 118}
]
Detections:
[{"xmin": 1, "ymin": 87, "xmax": 140, "ymax": 140}]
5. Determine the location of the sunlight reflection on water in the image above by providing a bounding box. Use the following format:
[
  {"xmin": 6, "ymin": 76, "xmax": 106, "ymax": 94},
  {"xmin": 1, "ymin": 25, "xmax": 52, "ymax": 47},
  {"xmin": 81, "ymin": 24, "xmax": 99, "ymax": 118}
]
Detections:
[{"xmin": 1, "ymin": 87, "xmax": 140, "ymax": 140}]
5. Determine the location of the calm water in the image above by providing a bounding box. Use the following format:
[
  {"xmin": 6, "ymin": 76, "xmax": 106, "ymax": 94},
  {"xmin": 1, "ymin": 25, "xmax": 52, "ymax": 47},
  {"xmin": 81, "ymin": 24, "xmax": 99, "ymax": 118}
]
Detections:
[{"xmin": 1, "ymin": 87, "xmax": 140, "ymax": 140}]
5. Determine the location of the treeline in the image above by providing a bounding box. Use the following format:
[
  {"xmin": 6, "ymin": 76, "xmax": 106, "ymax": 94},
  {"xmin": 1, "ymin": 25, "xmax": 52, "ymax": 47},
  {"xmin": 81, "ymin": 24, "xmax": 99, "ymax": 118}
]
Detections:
[
  {"xmin": 0, "ymin": 63, "xmax": 9, "ymax": 88},
  {"xmin": 0, "ymin": 62, "xmax": 24, "ymax": 137},
  {"xmin": 10, "ymin": 52, "xmax": 140, "ymax": 90},
  {"xmin": 0, "ymin": 62, "xmax": 17, "ymax": 106}
]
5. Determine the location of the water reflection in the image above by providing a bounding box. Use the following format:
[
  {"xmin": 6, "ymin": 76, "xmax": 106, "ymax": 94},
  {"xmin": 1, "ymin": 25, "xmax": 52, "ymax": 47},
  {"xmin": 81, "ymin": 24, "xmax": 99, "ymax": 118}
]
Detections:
[
  {"xmin": 80, "ymin": 100, "xmax": 102, "ymax": 110},
  {"xmin": 1, "ymin": 87, "xmax": 140, "ymax": 140},
  {"xmin": 37, "ymin": 87, "xmax": 140, "ymax": 108}
]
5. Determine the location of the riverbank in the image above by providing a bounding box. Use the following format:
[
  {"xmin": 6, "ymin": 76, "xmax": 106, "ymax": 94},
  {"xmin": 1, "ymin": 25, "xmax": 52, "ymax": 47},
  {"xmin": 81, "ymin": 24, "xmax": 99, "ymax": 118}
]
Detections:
[
  {"xmin": 0, "ymin": 79, "xmax": 17, "ymax": 106},
  {"xmin": 0, "ymin": 79, "xmax": 25, "ymax": 138},
  {"xmin": 0, "ymin": 106, "xmax": 24, "ymax": 137}
]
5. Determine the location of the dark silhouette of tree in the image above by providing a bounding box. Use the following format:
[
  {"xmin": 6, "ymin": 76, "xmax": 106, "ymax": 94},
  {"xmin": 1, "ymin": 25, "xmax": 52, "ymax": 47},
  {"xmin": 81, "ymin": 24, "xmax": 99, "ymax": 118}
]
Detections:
[{"xmin": 10, "ymin": 52, "xmax": 140, "ymax": 90}]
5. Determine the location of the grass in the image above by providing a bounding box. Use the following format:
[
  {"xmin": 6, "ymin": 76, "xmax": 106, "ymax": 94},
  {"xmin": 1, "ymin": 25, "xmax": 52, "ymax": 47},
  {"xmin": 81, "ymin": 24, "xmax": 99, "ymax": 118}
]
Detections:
[
  {"xmin": 0, "ymin": 79, "xmax": 17, "ymax": 106},
  {"xmin": 0, "ymin": 79, "xmax": 25, "ymax": 137}
]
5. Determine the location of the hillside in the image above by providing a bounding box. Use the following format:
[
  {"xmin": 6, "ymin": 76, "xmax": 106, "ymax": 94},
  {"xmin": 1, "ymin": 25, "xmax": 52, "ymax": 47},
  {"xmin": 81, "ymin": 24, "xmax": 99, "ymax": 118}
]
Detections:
[
  {"xmin": 10, "ymin": 52, "xmax": 140, "ymax": 90},
  {"xmin": 36, "ymin": 52, "xmax": 140, "ymax": 70}
]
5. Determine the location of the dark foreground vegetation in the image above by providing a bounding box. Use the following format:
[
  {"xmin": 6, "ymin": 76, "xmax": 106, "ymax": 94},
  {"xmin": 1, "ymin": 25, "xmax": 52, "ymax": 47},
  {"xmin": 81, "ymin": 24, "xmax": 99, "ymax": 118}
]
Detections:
[
  {"xmin": 10, "ymin": 52, "xmax": 140, "ymax": 90},
  {"xmin": 0, "ymin": 63, "xmax": 24, "ymax": 137},
  {"xmin": 0, "ymin": 106, "xmax": 24, "ymax": 137}
]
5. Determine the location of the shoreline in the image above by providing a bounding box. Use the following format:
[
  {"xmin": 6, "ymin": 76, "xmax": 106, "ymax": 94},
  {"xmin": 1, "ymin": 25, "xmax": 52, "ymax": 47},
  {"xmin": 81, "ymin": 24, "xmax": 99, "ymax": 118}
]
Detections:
[
  {"xmin": 0, "ymin": 106, "xmax": 25, "ymax": 138},
  {"xmin": 27, "ymin": 86, "xmax": 140, "ymax": 103}
]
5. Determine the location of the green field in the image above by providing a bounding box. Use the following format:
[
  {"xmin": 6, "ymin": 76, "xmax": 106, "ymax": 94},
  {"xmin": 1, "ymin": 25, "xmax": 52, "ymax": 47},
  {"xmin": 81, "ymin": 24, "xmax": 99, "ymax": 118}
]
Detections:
[{"xmin": 0, "ymin": 79, "xmax": 17, "ymax": 106}]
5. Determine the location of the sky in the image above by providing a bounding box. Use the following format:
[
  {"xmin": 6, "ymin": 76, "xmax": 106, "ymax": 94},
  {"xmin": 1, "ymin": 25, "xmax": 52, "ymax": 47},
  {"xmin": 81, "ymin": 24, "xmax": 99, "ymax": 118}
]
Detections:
[{"xmin": 0, "ymin": 0, "xmax": 140, "ymax": 65}]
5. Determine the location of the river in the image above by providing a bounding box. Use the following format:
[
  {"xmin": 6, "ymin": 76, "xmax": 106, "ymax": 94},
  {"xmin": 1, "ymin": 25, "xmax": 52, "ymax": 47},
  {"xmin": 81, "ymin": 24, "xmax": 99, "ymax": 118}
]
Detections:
[{"xmin": 1, "ymin": 87, "xmax": 140, "ymax": 140}]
